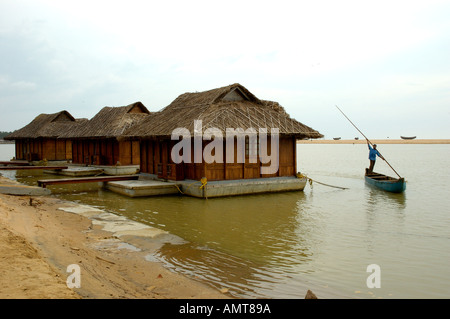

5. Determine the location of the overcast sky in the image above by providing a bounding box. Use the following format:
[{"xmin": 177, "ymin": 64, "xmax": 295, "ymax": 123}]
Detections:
[{"xmin": 1, "ymin": 0, "xmax": 449, "ymax": 139}]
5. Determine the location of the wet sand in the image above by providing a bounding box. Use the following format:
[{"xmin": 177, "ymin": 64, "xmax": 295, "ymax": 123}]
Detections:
[
  {"xmin": 297, "ymin": 139, "xmax": 450, "ymax": 144},
  {"xmin": 0, "ymin": 175, "xmax": 229, "ymax": 299}
]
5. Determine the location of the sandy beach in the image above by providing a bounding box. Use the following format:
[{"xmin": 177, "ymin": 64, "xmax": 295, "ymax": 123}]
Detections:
[
  {"xmin": 0, "ymin": 175, "xmax": 229, "ymax": 299},
  {"xmin": 297, "ymin": 139, "xmax": 450, "ymax": 144}
]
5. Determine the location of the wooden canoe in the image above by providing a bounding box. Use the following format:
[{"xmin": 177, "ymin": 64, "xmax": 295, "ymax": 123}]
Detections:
[{"xmin": 364, "ymin": 169, "xmax": 406, "ymax": 193}]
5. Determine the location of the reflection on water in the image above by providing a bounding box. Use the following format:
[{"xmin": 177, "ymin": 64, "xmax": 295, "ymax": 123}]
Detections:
[
  {"xmin": 2, "ymin": 143, "xmax": 450, "ymax": 298},
  {"xmin": 365, "ymin": 187, "xmax": 407, "ymax": 212},
  {"xmin": 145, "ymin": 192, "xmax": 324, "ymax": 298}
]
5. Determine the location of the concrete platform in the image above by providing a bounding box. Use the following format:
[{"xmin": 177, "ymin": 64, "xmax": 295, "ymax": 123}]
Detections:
[
  {"xmin": 105, "ymin": 175, "xmax": 307, "ymax": 198},
  {"xmin": 37, "ymin": 175, "xmax": 139, "ymax": 188},
  {"xmin": 105, "ymin": 180, "xmax": 180, "ymax": 197},
  {"xmin": 44, "ymin": 167, "xmax": 104, "ymax": 177},
  {"xmin": 94, "ymin": 165, "xmax": 140, "ymax": 176},
  {"xmin": 179, "ymin": 176, "xmax": 307, "ymax": 198}
]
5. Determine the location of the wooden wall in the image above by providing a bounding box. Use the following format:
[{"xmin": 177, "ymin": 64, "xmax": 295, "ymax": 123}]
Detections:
[
  {"xmin": 278, "ymin": 137, "xmax": 296, "ymax": 177},
  {"xmin": 72, "ymin": 139, "xmax": 140, "ymax": 166},
  {"xmin": 204, "ymin": 136, "xmax": 296, "ymax": 181},
  {"xmin": 139, "ymin": 140, "xmax": 155, "ymax": 174},
  {"xmin": 138, "ymin": 136, "xmax": 297, "ymax": 182},
  {"xmin": 14, "ymin": 139, "xmax": 72, "ymax": 161},
  {"xmin": 118, "ymin": 140, "xmax": 140, "ymax": 165}
]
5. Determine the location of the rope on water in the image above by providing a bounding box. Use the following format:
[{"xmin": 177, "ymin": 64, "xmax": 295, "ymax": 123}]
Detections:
[
  {"xmin": 173, "ymin": 177, "xmax": 208, "ymax": 195},
  {"xmin": 173, "ymin": 183, "xmax": 184, "ymax": 194},
  {"xmin": 296, "ymin": 173, "xmax": 349, "ymax": 190}
]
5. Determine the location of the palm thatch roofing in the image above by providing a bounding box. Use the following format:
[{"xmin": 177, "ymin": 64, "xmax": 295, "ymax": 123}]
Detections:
[
  {"xmin": 123, "ymin": 83, "xmax": 323, "ymax": 139},
  {"xmin": 4, "ymin": 111, "xmax": 88, "ymax": 140},
  {"xmin": 60, "ymin": 101, "xmax": 151, "ymax": 139}
]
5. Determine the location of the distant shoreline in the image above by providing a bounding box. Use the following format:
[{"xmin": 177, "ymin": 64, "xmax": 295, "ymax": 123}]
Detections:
[
  {"xmin": 297, "ymin": 139, "xmax": 450, "ymax": 144},
  {"xmin": 2, "ymin": 139, "xmax": 449, "ymax": 145}
]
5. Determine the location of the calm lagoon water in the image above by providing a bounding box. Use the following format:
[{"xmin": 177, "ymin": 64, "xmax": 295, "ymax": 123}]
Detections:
[{"xmin": 1, "ymin": 143, "xmax": 449, "ymax": 299}]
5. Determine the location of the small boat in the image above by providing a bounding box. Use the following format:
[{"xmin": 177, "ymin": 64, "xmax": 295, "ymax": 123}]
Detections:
[
  {"xmin": 333, "ymin": 137, "xmax": 341, "ymax": 140},
  {"xmin": 364, "ymin": 169, "xmax": 406, "ymax": 193},
  {"xmin": 400, "ymin": 136, "xmax": 416, "ymax": 140},
  {"xmin": 354, "ymin": 137, "xmax": 359, "ymax": 140}
]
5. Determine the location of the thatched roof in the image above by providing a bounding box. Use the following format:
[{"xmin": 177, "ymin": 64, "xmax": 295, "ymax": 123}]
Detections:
[
  {"xmin": 4, "ymin": 111, "xmax": 88, "ymax": 140},
  {"xmin": 60, "ymin": 101, "xmax": 151, "ymax": 139},
  {"xmin": 123, "ymin": 83, "xmax": 323, "ymax": 139}
]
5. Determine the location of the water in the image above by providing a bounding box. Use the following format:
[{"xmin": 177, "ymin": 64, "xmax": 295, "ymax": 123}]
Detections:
[
  {"xmin": 0, "ymin": 143, "xmax": 15, "ymax": 161},
  {"xmin": 1, "ymin": 143, "xmax": 449, "ymax": 299}
]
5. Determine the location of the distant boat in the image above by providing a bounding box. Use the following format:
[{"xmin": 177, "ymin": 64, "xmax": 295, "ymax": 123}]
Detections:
[
  {"xmin": 365, "ymin": 169, "xmax": 406, "ymax": 193},
  {"xmin": 354, "ymin": 137, "xmax": 359, "ymax": 140},
  {"xmin": 400, "ymin": 136, "xmax": 416, "ymax": 140},
  {"xmin": 333, "ymin": 137, "xmax": 341, "ymax": 140}
]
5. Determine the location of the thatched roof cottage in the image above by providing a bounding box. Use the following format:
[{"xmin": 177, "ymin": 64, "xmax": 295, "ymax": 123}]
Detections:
[
  {"xmin": 122, "ymin": 83, "xmax": 322, "ymax": 185},
  {"xmin": 4, "ymin": 110, "xmax": 87, "ymax": 161},
  {"xmin": 61, "ymin": 102, "xmax": 150, "ymax": 166}
]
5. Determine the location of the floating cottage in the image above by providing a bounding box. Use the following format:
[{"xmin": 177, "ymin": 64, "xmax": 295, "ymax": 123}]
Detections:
[
  {"xmin": 61, "ymin": 102, "xmax": 151, "ymax": 173},
  {"xmin": 117, "ymin": 83, "xmax": 323, "ymax": 197},
  {"xmin": 4, "ymin": 84, "xmax": 323, "ymax": 198},
  {"xmin": 4, "ymin": 111, "xmax": 87, "ymax": 161}
]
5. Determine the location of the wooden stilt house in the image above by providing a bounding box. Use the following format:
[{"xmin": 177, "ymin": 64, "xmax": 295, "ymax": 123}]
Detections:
[
  {"xmin": 4, "ymin": 111, "xmax": 87, "ymax": 161},
  {"xmin": 62, "ymin": 102, "xmax": 151, "ymax": 166},
  {"xmin": 122, "ymin": 84, "xmax": 323, "ymax": 181}
]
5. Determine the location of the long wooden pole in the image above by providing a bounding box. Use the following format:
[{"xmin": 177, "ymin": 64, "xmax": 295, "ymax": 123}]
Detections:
[{"xmin": 335, "ymin": 105, "xmax": 402, "ymax": 179}]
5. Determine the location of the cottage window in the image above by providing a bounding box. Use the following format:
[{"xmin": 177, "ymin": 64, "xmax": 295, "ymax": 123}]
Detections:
[{"xmin": 245, "ymin": 136, "xmax": 258, "ymax": 159}]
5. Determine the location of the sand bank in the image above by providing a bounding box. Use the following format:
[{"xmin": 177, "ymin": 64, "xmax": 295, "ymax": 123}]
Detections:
[
  {"xmin": 0, "ymin": 175, "xmax": 229, "ymax": 299},
  {"xmin": 297, "ymin": 139, "xmax": 450, "ymax": 144}
]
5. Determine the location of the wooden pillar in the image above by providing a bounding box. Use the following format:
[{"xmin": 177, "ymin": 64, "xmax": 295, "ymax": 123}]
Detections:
[
  {"xmin": 132, "ymin": 140, "xmax": 140, "ymax": 165},
  {"xmin": 223, "ymin": 139, "xmax": 227, "ymax": 180},
  {"xmin": 293, "ymin": 136, "xmax": 297, "ymax": 175}
]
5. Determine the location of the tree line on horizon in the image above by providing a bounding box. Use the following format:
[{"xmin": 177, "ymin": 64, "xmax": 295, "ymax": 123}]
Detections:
[{"xmin": 0, "ymin": 131, "xmax": 12, "ymax": 139}]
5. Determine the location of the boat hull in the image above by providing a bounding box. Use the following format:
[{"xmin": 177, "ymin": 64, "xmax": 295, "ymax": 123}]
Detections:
[{"xmin": 364, "ymin": 170, "xmax": 406, "ymax": 193}]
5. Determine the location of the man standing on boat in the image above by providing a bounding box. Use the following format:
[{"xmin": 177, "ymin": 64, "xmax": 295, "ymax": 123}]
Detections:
[{"xmin": 367, "ymin": 140, "xmax": 384, "ymax": 173}]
